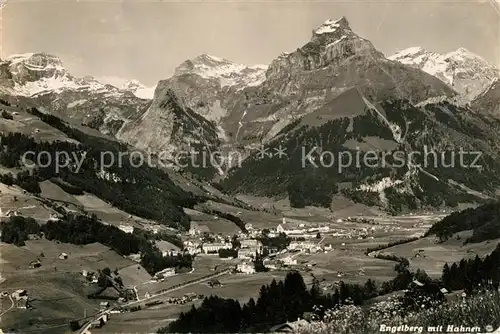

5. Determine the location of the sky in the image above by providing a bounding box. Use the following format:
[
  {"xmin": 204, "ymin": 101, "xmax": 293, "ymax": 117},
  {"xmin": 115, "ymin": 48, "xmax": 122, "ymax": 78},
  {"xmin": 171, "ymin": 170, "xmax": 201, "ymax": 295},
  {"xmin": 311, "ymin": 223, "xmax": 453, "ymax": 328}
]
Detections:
[{"xmin": 1, "ymin": 0, "xmax": 499, "ymax": 86}]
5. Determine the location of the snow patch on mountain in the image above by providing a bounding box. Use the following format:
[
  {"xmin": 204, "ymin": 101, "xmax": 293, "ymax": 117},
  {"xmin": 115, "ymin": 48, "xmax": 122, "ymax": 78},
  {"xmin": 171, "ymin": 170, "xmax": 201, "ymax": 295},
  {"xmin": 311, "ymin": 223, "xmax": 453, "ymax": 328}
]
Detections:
[
  {"xmin": 174, "ymin": 54, "xmax": 268, "ymax": 89},
  {"xmin": 2, "ymin": 53, "xmax": 116, "ymax": 97},
  {"xmin": 119, "ymin": 79, "xmax": 156, "ymax": 99},
  {"xmin": 388, "ymin": 47, "xmax": 499, "ymax": 100},
  {"xmin": 2, "ymin": 53, "xmax": 156, "ymax": 100},
  {"xmin": 95, "ymin": 77, "xmax": 156, "ymax": 99}
]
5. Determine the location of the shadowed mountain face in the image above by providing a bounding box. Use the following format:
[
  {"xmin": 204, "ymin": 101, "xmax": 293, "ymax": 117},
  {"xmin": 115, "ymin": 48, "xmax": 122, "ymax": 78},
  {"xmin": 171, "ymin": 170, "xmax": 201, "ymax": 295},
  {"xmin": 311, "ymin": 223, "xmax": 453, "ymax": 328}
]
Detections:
[
  {"xmin": 118, "ymin": 17, "xmax": 455, "ymax": 161},
  {"xmin": 472, "ymin": 79, "xmax": 500, "ymax": 119},
  {"xmin": 221, "ymin": 87, "xmax": 500, "ymax": 212}
]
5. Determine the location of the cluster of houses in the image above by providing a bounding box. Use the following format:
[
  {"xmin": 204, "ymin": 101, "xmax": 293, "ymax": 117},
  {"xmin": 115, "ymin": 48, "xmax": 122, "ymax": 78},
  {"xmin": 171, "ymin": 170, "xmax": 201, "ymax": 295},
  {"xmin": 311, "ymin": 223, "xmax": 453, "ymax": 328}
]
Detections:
[
  {"xmin": 10, "ymin": 289, "xmax": 31, "ymax": 309},
  {"xmin": 274, "ymin": 218, "xmax": 330, "ymax": 237},
  {"xmin": 118, "ymin": 222, "xmax": 168, "ymax": 236},
  {"xmin": 167, "ymin": 292, "xmax": 199, "ymax": 305},
  {"xmin": 82, "ymin": 270, "xmax": 99, "ymax": 283},
  {"xmin": 182, "ymin": 221, "xmax": 265, "ymax": 259}
]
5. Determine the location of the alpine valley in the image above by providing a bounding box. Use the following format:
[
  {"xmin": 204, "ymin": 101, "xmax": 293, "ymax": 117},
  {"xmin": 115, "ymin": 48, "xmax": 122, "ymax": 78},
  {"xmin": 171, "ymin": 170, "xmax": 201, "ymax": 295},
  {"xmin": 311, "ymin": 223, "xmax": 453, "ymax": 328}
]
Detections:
[
  {"xmin": 2, "ymin": 14, "xmax": 500, "ymax": 334},
  {"xmin": 1, "ymin": 17, "xmax": 500, "ymax": 215}
]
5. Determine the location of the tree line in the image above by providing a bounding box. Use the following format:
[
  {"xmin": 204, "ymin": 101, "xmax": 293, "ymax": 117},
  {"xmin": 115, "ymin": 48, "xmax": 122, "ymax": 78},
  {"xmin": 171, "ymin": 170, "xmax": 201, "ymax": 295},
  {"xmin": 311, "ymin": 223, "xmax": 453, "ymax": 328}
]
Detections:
[
  {"xmin": 0, "ymin": 123, "xmax": 200, "ymax": 230},
  {"xmin": 426, "ymin": 201, "xmax": 500, "ymax": 243},
  {"xmin": 162, "ymin": 241, "xmax": 500, "ymax": 333},
  {"xmin": 0, "ymin": 214, "xmax": 193, "ymax": 275}
]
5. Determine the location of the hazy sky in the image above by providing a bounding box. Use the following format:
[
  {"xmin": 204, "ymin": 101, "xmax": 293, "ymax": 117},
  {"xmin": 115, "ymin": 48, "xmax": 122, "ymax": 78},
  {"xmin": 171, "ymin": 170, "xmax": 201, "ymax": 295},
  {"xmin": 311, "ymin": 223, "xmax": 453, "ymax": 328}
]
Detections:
[{"xmin": 2, "ymin": 0, "xmax": 499, "ymax": 86}]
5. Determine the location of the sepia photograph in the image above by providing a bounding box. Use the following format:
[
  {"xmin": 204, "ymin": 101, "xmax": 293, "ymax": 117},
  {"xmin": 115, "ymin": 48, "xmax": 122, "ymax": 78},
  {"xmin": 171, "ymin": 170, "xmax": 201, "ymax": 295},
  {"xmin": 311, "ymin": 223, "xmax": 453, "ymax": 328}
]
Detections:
[{"xmin": 0, "ymin": 0, "xmax": 499, "ymax": 333}]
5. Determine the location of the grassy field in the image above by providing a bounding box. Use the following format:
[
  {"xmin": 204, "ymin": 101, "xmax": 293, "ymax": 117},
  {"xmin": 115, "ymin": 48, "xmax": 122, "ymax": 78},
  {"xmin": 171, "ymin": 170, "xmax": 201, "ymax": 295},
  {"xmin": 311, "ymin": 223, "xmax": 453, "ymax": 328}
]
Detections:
[
  {"xmin": 38, "ymin": 180, "xmax": 83, "ymax": 209},
  {"xmin": 91, "ymin": 304, "xmax": 196, "ymax": 334},
  {"xmin": 378, "ymin": 235, "xmax": 500, "ymax": 276},
  {"xmin": 185, "ymin": 208, "xmax": 241, "ymax": 235},
  {"xmin": 0, "ymin": 238, "xmax": 149, "ymax": 334},
  {"xmin": 135, "ymin": 255, "xmax": 240, "ymax": 298},
  {"xmin": 0, "ymin": 107, "xmax": 78, "ymax": 144},
  {"xmin": 197, "ymin": 200, "xmax": 283, "ymax": 230},
  {"xmin": 0, "ymin": 184, "xmax": 55, "ymax": 223}
]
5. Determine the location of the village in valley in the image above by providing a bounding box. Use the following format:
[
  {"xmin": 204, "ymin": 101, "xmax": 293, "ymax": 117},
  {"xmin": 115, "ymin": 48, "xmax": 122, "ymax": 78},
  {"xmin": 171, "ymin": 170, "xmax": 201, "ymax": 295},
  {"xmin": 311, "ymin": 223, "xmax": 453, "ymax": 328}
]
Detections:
[{"xmin": 0, "ymin": 188, "xmax": 456, "ymax": 334}]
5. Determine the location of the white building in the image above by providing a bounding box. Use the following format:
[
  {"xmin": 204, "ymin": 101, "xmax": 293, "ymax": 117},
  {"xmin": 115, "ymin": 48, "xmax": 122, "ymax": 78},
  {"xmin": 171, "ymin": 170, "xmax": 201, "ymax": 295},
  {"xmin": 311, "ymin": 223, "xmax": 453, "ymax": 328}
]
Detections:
[
  {"xmin": 48, "ymin": 213, "xmax": 60, "ymax": 222},
  {"xmin": 288, "ymin": 241, "xmax": 317, "ymax": 251},
  {"xmin": 276, "ymin": 223, "xmax": 305, "ymax": 235},
  {"xmin": 154, "ymin": 267, "xmax": 176, "ymax": 279},
  {"xmin": 185, "ymin": 246, "xmax": 201, "ymax": 255},
  {"xmin": 202, "ymin": 242, "xmax": 231, "ymax": 254},
  {"xmin": 118, "ymin": 224, "xmax": 134, "ymax": 234},
  {"xmin": 240, "ymin": 239, "xmax": 263, "ymax": 254},
  {"xmin": 155, "ymin": 240, "xmax": 180, "ymax": 257},
  {"xmin": 238, "ymin": 248, "xmax": 257, "ymax": 259},
  {"xmin": 236, "ymin": 263, "xmax": 255, "ymax": 274},
  {"xmin": 281, "ymin": 256, "xmax": 297, "ymax": 265}
]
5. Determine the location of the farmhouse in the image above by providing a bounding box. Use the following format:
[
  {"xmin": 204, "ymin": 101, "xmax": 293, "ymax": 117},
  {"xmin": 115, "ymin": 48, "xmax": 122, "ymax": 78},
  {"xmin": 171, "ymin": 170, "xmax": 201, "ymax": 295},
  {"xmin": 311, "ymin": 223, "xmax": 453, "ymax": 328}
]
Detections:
[
  {"xmin": 99, "ymin": 301, "xmax": 110, "ymax": 310},
  {"xmin": 118, "ymin": 224, "xmax": 134, "ymax": 234},
  {"xmin": 91, "ymin": 319, "xmax": 104, "ymax": 329},
  {"xmin": 154, "ymin": 267, "xmax": 176, "ymax": 280},
  {"xmin": 236, "ymin": 263, "xmax": 256, "ymax": 274},
  {"xmin": 281, "ymin": 256, "xmax": 298, "ymax": 265},
  {"xmin": 288, "ymin": 241, "xmax": 317, "ymax": 252},
  {"xmin": 29, "ymin": 260, "xmax": 41, "ymax": 269},
  {"xmin": 238, "ymin": 248, "xmax": 257, "ymax": 259},
  {"xmin": 12, "ymin": 289, "xmax": 27, "ymax": 299}
]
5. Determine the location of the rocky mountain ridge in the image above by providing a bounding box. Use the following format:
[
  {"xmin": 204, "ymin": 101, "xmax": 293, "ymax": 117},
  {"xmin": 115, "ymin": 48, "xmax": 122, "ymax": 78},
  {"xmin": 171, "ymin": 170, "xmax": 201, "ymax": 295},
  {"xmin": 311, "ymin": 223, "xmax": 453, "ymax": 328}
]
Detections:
[
  {"xmin": 118, "ymin": 17, "xmax": 456, "ymax": 170},
  {"xmin": 0, "ymin": 53, "xmax": 151, "ymax": 136},
  {"xmin": 2, "ymin": 17, "xmax": 500, "ymax": 213},
  {"xmin": 388, "ymin": 46, "xmax": 499, "ymax": 101}
]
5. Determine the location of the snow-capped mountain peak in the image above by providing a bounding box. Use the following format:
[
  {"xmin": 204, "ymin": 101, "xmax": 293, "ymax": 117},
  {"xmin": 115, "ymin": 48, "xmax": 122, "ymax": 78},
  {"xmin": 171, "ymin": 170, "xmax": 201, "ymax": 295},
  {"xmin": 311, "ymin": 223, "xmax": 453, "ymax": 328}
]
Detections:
[
  {"xmin": 173, "ymin": 54, "xmax": 268, "ymax": 88},
  {"xmin": 0, "ymin": 53, "xmax": 157, "ymax": 100},
  {"xmin": 313, "ymin": 16, "xmax": 350, "ymax": 35},
  {"xmin": 119, "ymin": 79, "xmax": 156, "ymax": 99},
  {"xmin": 0, "ymin": 52, "xmax": 114, "ymax": 97},
  {"xmin": 389, "ymin": 47, "xmax": 499, "ymax": 100}
]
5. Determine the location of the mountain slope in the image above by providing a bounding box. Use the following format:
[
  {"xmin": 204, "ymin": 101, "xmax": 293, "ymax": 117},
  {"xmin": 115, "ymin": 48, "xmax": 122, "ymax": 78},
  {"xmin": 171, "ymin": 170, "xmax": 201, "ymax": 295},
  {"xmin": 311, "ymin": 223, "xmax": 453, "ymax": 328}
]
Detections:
[
  {"xmin": 388, "ymin": 47, "xmax": 499, "ymax": 101},
  {"xmin": 0, "ymin": 53, "xmax": 151, "ymax": 136},
  {"xmin": 220, "ymin": 88, "xmax": 500, "ymax": 213},
  {"xmin": 120, "ymin": 17, "xmax": 455, "ymax": 172},
  {"xmin": 472, "ymin": 78, "xmax": 500, "ymax": 119}
]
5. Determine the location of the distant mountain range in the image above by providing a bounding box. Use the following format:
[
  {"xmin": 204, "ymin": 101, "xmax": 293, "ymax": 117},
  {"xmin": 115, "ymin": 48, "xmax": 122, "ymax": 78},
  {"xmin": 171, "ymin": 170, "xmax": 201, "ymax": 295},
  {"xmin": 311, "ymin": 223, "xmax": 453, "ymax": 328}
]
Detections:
[
  {"xmin": 0, "ymin": 53, "xmax": 152, "ymax": 136},
  {"xmin": 1, "ymin": 17, "xmax": 500, "ymax": 213},
  {"xmin": 388, "ymin": 46, "xmax": 499, "ymax": 101}
]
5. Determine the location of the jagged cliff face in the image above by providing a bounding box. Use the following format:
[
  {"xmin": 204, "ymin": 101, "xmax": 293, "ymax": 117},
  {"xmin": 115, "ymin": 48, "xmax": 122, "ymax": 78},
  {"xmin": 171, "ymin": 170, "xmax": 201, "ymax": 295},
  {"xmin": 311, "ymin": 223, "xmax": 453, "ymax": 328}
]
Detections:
[
  {"xmin": 0, "ymin": 53, "xmax": 151, "ymax": 136},
  {"xmin": 1, "ymin": 53, "xmax": 67, "ymax": 84},
  {"xmin": 266, "ymin": 17, "xmax": 383, "ymax": 75},
  {"xmin": 389, "ymin": 47, "xmax": 499, "ymax": 101},
  {"xmin": 124, "ymin": 17, "xmax": 455, "ymax": 160}
]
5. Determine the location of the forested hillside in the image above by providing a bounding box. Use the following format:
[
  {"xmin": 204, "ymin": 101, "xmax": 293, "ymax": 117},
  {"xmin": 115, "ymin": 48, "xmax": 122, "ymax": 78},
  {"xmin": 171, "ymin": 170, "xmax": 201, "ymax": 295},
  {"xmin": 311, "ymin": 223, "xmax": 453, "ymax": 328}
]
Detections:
[
  {"xmin": 0, "ymin": 105, "xmax": 204, "ymax": 229},
  {"xmin": 426, "ymin": 201, "xmax": 500, "ymax": 243}
]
